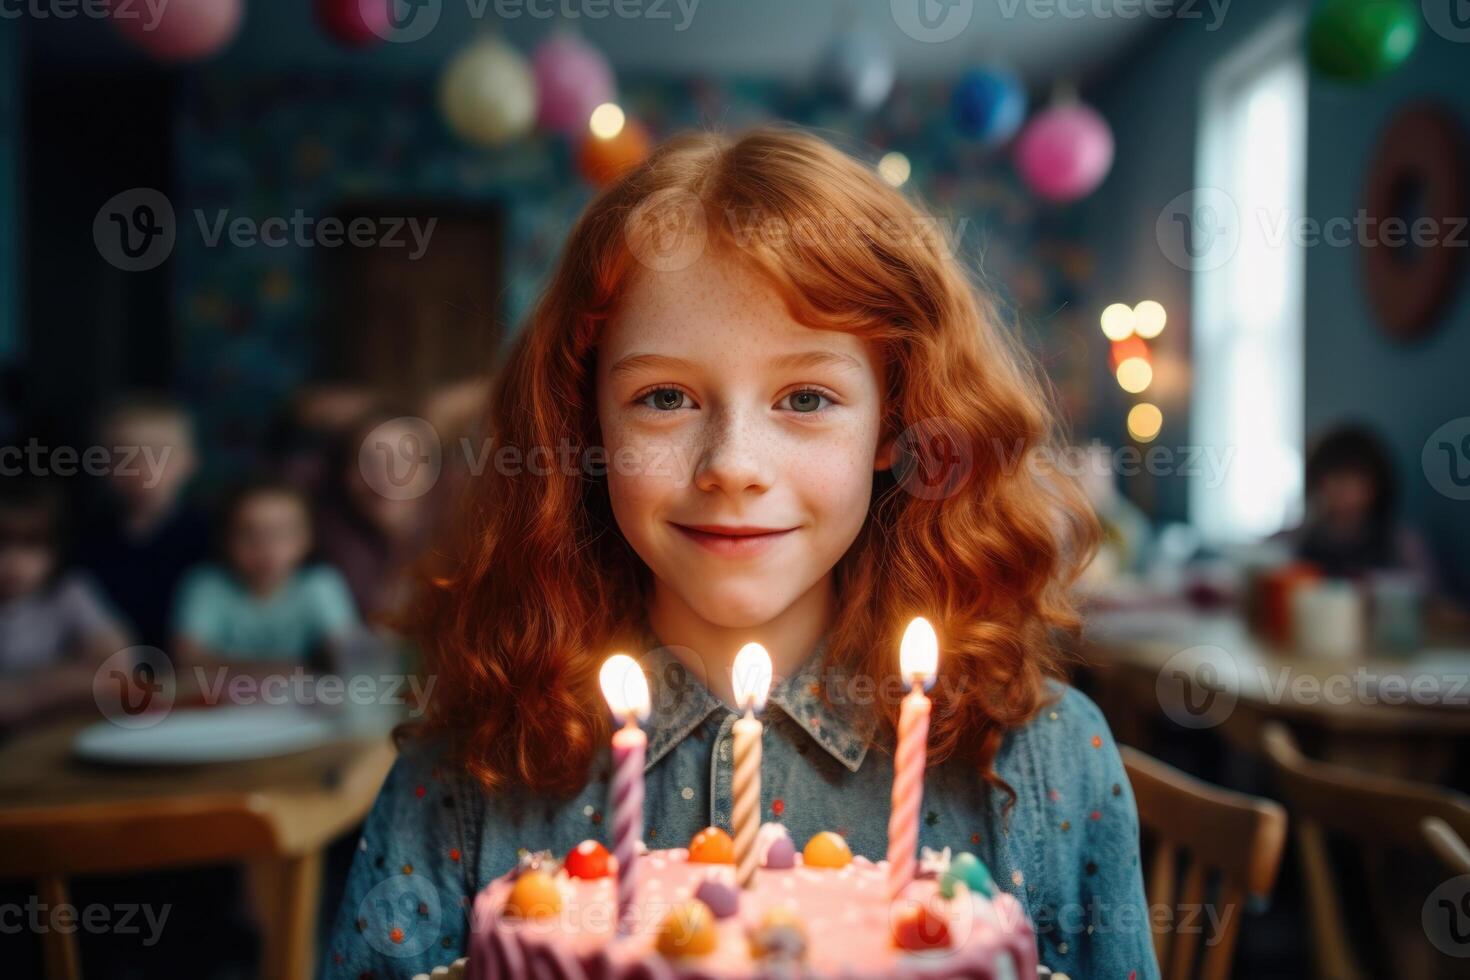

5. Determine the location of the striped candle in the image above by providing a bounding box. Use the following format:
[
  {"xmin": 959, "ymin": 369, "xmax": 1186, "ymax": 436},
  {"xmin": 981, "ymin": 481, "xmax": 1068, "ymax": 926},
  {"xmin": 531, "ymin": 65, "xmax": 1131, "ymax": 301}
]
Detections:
[
  {"xmin": 886, "ymin": 618, "xmax": 939, "ymax": 900},
  {"xmin": 731, "ymin": 643, "xmax": 772, "ymax": 889},
  {"xmin": 600, "ymin": 654, "xmax": 651, "ymax": 936}
]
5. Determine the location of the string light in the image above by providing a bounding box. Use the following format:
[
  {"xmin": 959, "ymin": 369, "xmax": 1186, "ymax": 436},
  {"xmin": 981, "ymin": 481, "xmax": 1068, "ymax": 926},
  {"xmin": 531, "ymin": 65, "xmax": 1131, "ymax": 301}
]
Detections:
[
  {"xmin": 1116, "ymin": 357, "xmax": 1153, "ymax": 394},
  {"xmin": 1127, "ymin": 403, "xmax": 1163, "ymax": 442},
  {"xmin": 589, "ymin": 103, "xmax": 626, "ymax": 140},
  {"xmin": 1100, "ymin": 303, "xmax": 1136, "ymax": 341},
  {"xmin": 1133, "ymin": 300, "xmax": 1167, "ymax": 339}
]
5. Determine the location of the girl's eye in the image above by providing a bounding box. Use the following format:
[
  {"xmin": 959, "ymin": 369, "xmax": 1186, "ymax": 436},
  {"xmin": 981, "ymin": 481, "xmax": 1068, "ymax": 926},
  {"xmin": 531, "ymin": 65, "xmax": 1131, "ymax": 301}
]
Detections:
[
  {"xmin": 780, "ymin": 389, "xmax": 833, "ymax": 414},
  {"xmin": 637, "ymin": 387, "xmax": 691, "ymax": 412}
]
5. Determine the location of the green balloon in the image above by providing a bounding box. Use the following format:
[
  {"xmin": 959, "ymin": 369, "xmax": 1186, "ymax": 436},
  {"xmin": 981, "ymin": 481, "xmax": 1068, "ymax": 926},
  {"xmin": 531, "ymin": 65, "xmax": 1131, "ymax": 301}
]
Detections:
[{"xmin": 1308, "ymin": 0, "xmax": 1420, "ymax": 81}]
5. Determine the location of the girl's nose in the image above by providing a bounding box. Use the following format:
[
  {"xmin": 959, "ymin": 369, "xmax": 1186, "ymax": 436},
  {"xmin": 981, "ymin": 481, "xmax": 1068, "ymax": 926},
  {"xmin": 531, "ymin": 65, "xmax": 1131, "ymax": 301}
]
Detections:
[{"xmin": 693, "ymin": 410, "xmax": 773, "ymax": 496}]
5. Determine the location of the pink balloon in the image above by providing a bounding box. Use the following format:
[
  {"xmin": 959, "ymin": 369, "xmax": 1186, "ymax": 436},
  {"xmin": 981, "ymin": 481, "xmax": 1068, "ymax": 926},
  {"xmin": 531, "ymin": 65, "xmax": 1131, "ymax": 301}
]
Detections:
[
  {"xmin": 111, "ymin": 0, "xmax": 242, "ymax": 63},
  {"xmin": 316, "ymin": 0, "xmax": 389, "ymax": 48},
  {"xmin": 1013, "ymin": 102, "xmax": 1115, "ymax": 203},
  {"xmin": 532, "ymin": 33, "xmax": 616, "ymax": 137}
]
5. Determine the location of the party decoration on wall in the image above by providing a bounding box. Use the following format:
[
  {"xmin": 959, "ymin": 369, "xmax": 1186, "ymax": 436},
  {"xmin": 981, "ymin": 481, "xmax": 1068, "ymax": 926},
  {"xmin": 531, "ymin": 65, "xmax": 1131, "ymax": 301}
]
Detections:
[
  {"xmin": 1013, "ymin": 98, "xmax": 1114, "ymax": 203},
  {"xmin": 952, "ymin": 67, "xmax": 1026, "ymax": 146},
  {"xmin": 577, "ymin": 117, "xmax": 651, "ymax": 187},
  {"xmin": 820, "ymin": 28, "xmax": 895, "ymax": 112},
  {"xmin": 532, "ymin": 33, "xmax": 616, "ymax": 138},
  {"xmin": 1307, "ymin": 0, "xmax": 1419, "ymax": 82},
  {"xmin": 315, "ymin": 0, "xmax": 388, "ymax": 48},
  {"xmin": 439, "ymin": 37, "xmax": 537, "ymax": 148},
  {"xmin": 111, "ymin": 0, "xmax": 242, "ymax": 62},
  {"xmin": 1360, "ymin": 104, "xmax": 1468, "ymax": 341}
]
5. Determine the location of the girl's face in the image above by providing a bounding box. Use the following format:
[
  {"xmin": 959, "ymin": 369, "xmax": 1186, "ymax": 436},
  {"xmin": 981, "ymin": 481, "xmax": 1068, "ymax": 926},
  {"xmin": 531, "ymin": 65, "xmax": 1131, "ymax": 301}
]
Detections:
[{"xmin": 596, "ymin": 252, "xmax": 891, "ymax": 630}]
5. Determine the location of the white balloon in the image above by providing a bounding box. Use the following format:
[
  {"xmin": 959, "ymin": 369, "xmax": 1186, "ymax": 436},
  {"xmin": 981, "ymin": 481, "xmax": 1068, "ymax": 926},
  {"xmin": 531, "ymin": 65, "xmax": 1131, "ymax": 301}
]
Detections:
[{"xmin": 439, "ymin": 38, "xmax": 537, "ymax": 147}]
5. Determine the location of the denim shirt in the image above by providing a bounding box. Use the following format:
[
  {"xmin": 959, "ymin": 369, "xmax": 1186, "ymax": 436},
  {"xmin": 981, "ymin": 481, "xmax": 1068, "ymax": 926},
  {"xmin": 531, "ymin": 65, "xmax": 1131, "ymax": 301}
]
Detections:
[{"xmin": 324, "ymin": 640, "xmax": 1159, "ymax": 980}]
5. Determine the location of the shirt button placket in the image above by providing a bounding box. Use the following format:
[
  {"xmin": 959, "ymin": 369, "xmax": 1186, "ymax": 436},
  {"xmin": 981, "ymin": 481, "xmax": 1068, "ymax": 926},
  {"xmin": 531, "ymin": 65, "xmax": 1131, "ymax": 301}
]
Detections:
[{"xmin": 710, "ymin": 713, "xmax": 736, "ymax": 830}]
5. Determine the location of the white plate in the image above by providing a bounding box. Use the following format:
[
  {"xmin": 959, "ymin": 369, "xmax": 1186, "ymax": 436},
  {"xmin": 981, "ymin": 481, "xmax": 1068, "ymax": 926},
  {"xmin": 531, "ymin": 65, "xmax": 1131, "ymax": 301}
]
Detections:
[{"xmin": 72, "ymin": 703, "xmax": 341, "ymax": 765}]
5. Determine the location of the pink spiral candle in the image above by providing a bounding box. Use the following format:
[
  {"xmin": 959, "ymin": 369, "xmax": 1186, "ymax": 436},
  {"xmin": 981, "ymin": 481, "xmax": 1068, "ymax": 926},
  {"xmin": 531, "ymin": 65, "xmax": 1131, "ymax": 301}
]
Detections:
[
  {"xmin": 732, "ymin": 711, "xmax": 761, "ymax": 887},
  {"xmin": 610, "ymin": 721, "xmax": 646, "ymax": 934},
  {"xmin": 886, "ymin": 682, "xmax": 931, "ymax": 899}
]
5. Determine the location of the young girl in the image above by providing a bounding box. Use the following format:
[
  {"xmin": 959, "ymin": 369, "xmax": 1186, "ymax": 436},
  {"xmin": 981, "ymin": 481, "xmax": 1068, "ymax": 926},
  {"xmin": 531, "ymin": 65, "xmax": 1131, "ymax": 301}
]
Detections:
[{"xmin": 325, "ymin": 127, "xmax": 1157, "ymax": 979}]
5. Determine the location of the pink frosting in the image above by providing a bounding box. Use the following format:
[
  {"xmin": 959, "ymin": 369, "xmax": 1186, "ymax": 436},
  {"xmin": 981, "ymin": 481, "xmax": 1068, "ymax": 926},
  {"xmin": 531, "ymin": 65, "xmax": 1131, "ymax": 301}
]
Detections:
[{"xmin": 468, "ymin": 849, "xmax": 1038, "ymax": 979}]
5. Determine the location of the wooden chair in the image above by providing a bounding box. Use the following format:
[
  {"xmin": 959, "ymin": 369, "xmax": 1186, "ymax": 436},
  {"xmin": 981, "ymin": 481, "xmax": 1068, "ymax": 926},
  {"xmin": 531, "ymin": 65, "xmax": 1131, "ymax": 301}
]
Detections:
[
  {"xmin": 1262, "ymin": 721, "xmax": 1470, "ymax": 980},
  {"xmin": 1423, "ymin": 816, "xmax": 1470, "ymax": 877},
  {"xmin": 1122, "ymin": 745, "xmax": 1288, "ymax": 980}
]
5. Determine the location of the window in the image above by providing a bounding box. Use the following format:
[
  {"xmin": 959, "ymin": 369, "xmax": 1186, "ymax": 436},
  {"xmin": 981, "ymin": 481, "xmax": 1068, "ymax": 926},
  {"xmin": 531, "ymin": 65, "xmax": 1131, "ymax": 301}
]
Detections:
[{"xmin": 1191, "ymin": 14, "xmax": 1307, "ymax": 544}]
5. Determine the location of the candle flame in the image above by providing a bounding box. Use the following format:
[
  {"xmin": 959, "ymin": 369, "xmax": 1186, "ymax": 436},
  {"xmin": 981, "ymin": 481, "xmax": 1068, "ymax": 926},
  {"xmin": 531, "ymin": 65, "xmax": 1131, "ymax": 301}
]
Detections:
[
  {"xmin": 599, "ymin": 653, "xmax": 651, "ymax": 722},
  {"xmin": 900, "ymin": 617, "xmax": 939, "ymax": 687},
  {"xmin": 732, "ymin": 642, "xmax": 772, "ymax": 713}
]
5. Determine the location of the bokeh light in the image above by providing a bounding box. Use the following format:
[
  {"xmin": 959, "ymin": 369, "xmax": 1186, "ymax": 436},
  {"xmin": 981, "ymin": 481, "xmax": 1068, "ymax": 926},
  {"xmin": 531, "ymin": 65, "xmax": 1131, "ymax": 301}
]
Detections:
[
  {"xmin": 1100, "ymin": 302, "xmax": 1136, "ymax": 341},
  {"xmin": 1127, "ymin": 402, "xmax": 1163, "ymax": 442},
  {"xmin": 877, "ymin": 151, "xmax": 911, "ymax": 187},
  {"xmin": 1134, "ymin": 300, "xmax": 1167, "ymax": 338},
  {"xmin": 588, "ymin": 102, "xmax": 626, "ymax": 139},
  {"xmin": 1116, "ymin": 356, "xmax": 1153, "ymax": 393}
]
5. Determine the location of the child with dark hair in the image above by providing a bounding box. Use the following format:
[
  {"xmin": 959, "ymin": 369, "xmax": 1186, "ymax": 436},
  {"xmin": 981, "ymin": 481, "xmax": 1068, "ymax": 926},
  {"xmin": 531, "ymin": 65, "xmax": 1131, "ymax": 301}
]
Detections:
[
  {"xmin": 0, "ymin": 476, "xmax": 130, "ymax": 729},
  {"xmin": 172, "ymin": 478, "xmax": 359, "ymax": 673}
]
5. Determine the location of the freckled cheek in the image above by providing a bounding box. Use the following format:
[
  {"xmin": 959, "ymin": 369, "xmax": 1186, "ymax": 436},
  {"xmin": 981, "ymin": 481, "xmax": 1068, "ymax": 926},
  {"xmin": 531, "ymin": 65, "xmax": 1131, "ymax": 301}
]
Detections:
[
  {"xmin": 602, "ymin": 425, "xmax": 697, "ymax": 520},
  {"xmin": 790, "ymin": 441, "xmax": 876, "ymax": 520}
]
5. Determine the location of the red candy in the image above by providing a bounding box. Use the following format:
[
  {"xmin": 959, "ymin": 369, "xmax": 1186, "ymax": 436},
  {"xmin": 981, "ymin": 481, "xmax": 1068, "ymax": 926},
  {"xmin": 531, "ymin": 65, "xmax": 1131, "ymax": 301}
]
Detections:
[
  {"xmin": 564, "ymin": 839, "xmax": 611, "ymax": 879},
  {"xmin": 892, "ymin": 903, "xmax": 951, "ymax": 951},
  {"xmin": 687, "ymin": 827, "xmax": 735, "ymax": 864}
]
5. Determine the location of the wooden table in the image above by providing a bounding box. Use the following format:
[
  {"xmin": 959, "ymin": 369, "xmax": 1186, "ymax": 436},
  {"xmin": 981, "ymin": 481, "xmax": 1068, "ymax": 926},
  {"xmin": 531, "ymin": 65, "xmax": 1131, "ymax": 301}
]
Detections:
[
  {"xmin": 1079, "ymin": 604, "xmax": 1470, "ymax": 779},
  {"xmin": 0, "ymin": 715, "xmax": 395, "ymax": 980}
]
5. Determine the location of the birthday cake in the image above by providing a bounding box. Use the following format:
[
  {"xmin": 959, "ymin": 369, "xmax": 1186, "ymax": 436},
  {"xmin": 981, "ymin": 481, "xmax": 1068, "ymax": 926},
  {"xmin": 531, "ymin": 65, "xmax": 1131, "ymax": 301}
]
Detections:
[{"xmin": 417, "ymin": 824, "xmax": 1039, "ymax": 980}]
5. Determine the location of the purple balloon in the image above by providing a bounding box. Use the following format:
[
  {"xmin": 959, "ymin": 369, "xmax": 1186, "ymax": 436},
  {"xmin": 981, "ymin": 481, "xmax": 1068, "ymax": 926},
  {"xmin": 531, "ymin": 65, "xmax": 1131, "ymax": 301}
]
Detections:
[
  {"xmin": 532, "ymin": 33, "xmax": 616, "ymax": 137},
  {"xmin": 1013, "ymin": 102, "xmax": 1115, "ymax": 203}
]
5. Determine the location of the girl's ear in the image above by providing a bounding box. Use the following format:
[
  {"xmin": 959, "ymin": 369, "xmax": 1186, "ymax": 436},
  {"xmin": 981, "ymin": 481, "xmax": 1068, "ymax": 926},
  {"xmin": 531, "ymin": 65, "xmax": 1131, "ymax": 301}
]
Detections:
[{"xmin": 874, "ymin": 433, "xmax": 899, "ymax": 472}]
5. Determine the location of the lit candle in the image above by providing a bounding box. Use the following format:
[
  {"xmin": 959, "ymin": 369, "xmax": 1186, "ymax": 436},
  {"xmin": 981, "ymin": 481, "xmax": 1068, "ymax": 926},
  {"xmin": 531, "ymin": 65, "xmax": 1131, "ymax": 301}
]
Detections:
[
  {"xmin": 887, "ymin": 617, "xmax": 938, "ymax": 900},
  {"xmin": 600, "ymin": 654, "xmax": 651, "ymax": 935},
  {"xmin": 731, "ymin": 642, "xmax": 772, "ymax": 889}
]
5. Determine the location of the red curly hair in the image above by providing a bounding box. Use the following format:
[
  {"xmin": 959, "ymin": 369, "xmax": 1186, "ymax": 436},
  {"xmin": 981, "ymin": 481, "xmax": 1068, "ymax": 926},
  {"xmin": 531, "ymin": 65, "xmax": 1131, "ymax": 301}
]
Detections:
[{"xmin": 411, "ymin": 126, "xmax": 1099, "ymax": 799}]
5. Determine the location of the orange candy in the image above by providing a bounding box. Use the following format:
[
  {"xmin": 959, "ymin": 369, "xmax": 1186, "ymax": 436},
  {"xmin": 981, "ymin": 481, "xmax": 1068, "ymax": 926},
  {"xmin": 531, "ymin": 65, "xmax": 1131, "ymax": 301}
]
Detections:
[
  {"xmin": 802, "ymin": 831, "xmax": 851, "ymax": 869},
  {"xmin": 687, "ymin": 826, "xmax": 735, "ymax": 864},
  {"xmin": 656, "ymin": 900, "xmax": 718, "ymax": 958},
  {"xmin": 504, "ymin": 870, "xmax": 560, "ymax": 918},
  {"xmin": 891, "ymin": 901, "xmax": 952, "ymax": 951}
]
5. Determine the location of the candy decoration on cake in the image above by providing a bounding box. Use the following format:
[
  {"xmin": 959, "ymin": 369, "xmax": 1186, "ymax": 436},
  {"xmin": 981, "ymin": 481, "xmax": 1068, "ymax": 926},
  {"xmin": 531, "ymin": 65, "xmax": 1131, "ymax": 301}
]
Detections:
[
  {"xmin": 692, "ymin": 877, "xmax": 740, "ymax": 919},
  {"xmin": 891, "ymin": 899, "xmax": 952, "ymax": 952},
  {"xmin": 563, "ymin": 839, "xmax": 611, "ymax": 880},
  {"xmin": 730, "ymin": 642, "xmax": 773, "ymax": 888},
  {"xmin": 746, "ymin": 906, "xmax": 809, "ymax": 966},
  {"xmin": 756, "ymin": 822, "xmax": 796, "ymax": 869},
  {"xmin": 655, "ymin": 900, "xmax": 718, "ymax": 958},
  {"xmin": 599, "ymin": 654, "xmax": 651, "ymax": 935},
  {"xmin": 687, "ymin": 826, "xmax": 735, "ymax": 864},
  {"xmin": 503, "ymin": 869, "xmax": 561, "ymax": 919},
  {"xmin": 802, "ymin": 831, "xmax": 852, "ymax": 869},
  {"xmin": 943, "ymin": 851, "xmax": 997, "ymax": 898},
  {"xmin": 887, "ymin": 616, "xmax": 939, "ymax": 898}
]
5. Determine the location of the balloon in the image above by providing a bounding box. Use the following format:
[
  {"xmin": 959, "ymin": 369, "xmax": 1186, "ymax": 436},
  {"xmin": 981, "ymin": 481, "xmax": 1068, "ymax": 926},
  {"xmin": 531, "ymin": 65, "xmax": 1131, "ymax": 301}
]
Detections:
[
  {"xmin": 820, "ymin": 29, "xmax": 895, "ymax": 112},
  {"xmin": 577, "ymin": 120, "xmax": 651, "ymax": 187},
  {"xmin": 532, "ymin": 33, "xmax": 616, "ymax": 137},
  {"xmin": 316, "ymin": 0, "xmax": 389, "ymax": 48},
  {"xmin": 110, "ymin": 0, "xmax": 241, "ymax": 62},
  {"xmin": 952, "ymin": 68, "xmax": 1026, "ymax": 146},
  {"xmin": 1014, "ymin": 101, "xmax": 1114, "ymax": 203},
  {"xmin": 439, "ymin": 38, "xmax": 537, "ymax": 148},
  {"xmin": 1307, "ymin": 0, "xmax": 1419, "ymax": 81}
]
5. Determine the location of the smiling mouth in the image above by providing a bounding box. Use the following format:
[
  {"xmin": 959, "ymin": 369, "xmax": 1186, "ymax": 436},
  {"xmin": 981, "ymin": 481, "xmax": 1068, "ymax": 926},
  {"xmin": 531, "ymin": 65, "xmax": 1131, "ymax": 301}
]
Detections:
[{"xmin": 670, "ymin": 523, "xmax": 799, "ymax": 557}]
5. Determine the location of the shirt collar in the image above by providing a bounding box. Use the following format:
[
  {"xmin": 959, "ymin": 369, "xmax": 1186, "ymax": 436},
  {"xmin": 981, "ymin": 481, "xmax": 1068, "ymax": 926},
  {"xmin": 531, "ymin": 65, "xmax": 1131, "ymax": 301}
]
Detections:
[{"xmin": 633, "ymin": 634, "xmax": 877, "ymax": 775}]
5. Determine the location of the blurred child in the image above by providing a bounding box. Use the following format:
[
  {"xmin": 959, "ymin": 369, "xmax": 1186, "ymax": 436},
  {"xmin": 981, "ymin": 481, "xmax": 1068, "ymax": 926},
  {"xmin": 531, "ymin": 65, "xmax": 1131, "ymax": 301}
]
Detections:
[
  {"xmin": 77, "ymin": 394, "xmax": 209, "ymax": 650},
  {"xmin": 0, "ymin": 477, "xmax": 130, "ymax": 729},
  {"xmin": 172, "ymin": 479, "xmax": 358, "ymax": 674}
]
